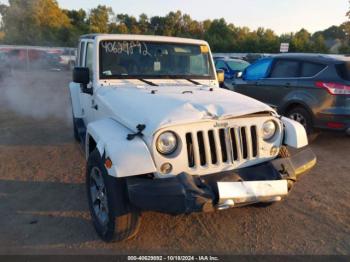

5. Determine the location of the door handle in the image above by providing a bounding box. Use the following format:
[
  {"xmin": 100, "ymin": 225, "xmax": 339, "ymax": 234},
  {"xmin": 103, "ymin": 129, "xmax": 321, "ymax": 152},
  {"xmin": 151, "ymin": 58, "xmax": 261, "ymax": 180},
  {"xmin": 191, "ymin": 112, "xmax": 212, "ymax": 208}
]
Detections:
[
  {"xmin": 91, "ymin": 104, "xmax": 98, "ymax": 110},
  {"xmin": 285, "ymin": 82, "xmax": 292, "ymax": 88}
]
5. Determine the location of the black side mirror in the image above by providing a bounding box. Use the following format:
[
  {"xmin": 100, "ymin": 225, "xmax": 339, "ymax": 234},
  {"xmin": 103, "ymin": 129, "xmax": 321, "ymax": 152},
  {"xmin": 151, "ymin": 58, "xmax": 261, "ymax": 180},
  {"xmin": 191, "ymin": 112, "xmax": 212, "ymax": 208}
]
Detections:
[{"xmin": 73, "ymin": 67, "xmax": 92, "ymax": 95}]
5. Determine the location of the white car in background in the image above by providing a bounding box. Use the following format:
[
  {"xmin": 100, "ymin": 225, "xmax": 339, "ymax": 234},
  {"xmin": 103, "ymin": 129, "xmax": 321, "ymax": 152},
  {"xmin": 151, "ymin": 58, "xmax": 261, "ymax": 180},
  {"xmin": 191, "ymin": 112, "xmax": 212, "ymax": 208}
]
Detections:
[{"xmin": 58, "ymin": 48, "xmax": 76, "ymax": 70}]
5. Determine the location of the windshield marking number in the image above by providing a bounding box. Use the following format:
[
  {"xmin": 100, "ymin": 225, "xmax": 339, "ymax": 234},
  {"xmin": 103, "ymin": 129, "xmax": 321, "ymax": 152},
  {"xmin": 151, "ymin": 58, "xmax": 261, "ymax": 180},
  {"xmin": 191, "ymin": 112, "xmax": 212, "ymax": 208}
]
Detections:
[{"xmin": 101, "ymin": 41, "xmax": 151, "ymax": 56}]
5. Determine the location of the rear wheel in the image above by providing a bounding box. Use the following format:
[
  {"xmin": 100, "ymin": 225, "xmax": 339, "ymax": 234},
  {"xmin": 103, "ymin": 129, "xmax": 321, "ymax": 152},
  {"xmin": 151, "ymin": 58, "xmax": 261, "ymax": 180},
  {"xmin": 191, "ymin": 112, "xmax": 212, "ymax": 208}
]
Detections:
[{"xmin": 86, "ymin": 149, "xmax": 141, "ymax": 242}]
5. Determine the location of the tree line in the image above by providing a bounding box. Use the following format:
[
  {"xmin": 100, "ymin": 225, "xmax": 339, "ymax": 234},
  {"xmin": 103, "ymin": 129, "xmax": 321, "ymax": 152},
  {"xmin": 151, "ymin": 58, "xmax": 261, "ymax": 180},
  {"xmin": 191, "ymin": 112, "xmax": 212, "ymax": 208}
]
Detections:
[{"xmin": 0, "ymin": 0, "xmax": 349, "ymax": 53}]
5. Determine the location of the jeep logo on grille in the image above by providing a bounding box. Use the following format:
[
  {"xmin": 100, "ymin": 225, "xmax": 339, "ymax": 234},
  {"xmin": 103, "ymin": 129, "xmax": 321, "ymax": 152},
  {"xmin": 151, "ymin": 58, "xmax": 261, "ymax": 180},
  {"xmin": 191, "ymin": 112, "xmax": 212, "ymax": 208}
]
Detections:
[{"xmin": 214, "ymin": 122, "xmax": 229, "ymax": 128}]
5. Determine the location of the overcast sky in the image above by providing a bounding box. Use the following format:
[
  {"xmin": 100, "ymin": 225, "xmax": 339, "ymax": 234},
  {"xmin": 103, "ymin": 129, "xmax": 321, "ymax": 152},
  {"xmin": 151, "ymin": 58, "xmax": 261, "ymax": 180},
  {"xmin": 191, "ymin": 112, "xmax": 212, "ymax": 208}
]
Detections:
[{"xmin": 2, "ymin": 0, "xmax": 348, "ymax": 34}]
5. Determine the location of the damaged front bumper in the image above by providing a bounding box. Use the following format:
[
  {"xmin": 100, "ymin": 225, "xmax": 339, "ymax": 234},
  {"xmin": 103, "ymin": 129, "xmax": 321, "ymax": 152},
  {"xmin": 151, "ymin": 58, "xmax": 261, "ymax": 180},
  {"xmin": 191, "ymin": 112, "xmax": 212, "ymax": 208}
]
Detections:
[{"xmin": 126, "ymin": 148, "xmax": 316, "ymax": 215}]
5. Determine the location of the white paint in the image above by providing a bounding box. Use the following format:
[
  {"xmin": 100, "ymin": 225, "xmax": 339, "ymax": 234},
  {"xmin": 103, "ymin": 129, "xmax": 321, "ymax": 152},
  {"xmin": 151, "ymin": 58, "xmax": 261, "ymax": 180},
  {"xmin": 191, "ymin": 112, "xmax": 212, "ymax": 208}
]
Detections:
[
  {"xmin": 69, "ymin": 82, "xmax": 83, "ymax": 118},
  {"xmin": 86, "ymin": 118, "xmax": 157, "ymax": 177},
  {"xmin": 94, "ymin": 85, "xmax": 274, "ymax": 137},
  {"xmin": 281, "ymin": 117, "xmax": 308, "ymax": 148},
  {"xmin": 69, "ymin": 34, "xmax": 310, "ymax": 179}
]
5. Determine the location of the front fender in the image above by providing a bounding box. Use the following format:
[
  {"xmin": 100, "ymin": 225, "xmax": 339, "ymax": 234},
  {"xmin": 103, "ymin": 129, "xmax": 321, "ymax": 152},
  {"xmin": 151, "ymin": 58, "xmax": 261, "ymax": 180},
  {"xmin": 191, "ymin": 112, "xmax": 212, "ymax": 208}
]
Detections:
[
  {"xmin": 281, "ymin": 117, "xmax": 308, "ymax": 148},
  {"xmin": 86, "ymin": 118, "xmax": 157, "ymax": 178}
]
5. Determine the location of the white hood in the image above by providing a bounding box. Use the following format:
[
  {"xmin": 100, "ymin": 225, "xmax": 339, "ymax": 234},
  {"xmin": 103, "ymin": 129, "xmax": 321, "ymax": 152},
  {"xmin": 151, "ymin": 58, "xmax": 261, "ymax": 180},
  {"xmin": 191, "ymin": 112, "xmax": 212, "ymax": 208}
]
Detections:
[{"xmin": 96, "ymin": 83, "xmax": 274, "ymax": 136}]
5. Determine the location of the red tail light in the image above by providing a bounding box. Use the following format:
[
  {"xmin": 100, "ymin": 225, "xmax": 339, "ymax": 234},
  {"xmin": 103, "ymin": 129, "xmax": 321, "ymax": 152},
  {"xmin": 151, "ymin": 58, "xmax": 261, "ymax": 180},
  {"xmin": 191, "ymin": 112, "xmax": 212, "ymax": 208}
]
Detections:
[
  {"xmin": 327, "ymin": 122, "xmax": 345, "ymax": 129},
  {"xmin": 315, "ymin": 82, "xmax": 350, "ymax": 95}
]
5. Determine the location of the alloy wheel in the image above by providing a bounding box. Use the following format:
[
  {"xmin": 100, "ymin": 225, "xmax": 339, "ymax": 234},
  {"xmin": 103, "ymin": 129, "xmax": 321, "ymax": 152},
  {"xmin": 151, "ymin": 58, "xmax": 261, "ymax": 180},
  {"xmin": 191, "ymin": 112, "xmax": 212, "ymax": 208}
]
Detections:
[
  {"xmin": 289, "ymin": 112, "xmax": 307, "ymax": 129},
  {"xmin": 89, "ymin": 167, "xmax": 109, "ymax": 226}
]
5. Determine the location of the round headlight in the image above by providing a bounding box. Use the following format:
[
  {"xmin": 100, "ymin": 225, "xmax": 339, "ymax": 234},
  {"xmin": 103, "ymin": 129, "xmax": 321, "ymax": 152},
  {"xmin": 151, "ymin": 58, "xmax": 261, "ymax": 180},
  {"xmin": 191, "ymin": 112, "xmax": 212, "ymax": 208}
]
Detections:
[
  {"xmin": 262, "ymin": 120, "xmax": 277, "ymax": 140},
  {"xmin": 156, "ymin": 131, "xmax": 178, "ymax": 155}
]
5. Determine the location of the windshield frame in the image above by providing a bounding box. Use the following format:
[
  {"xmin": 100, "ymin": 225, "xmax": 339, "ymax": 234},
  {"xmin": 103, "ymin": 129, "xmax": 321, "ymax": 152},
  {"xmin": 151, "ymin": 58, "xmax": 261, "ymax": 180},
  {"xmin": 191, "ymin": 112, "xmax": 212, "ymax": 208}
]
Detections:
[{"xmin": 98, "ymin": 40, "xmax": 216, "ymax": 80}]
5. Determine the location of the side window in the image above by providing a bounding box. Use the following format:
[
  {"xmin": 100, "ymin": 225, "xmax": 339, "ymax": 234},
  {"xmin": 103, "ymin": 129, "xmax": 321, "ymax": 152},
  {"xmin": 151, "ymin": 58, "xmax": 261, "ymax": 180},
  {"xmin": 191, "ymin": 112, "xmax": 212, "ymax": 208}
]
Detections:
[
  {"xmin": 79, "ymin": 41, "xmax": 85, "ymax": 67},
  {"xmin": 244, "ymin": 58, "xmax": 272, "ymax": 80},
  {"xmin": 301, "ymin": 62, "xmax": 325, "ymax": 77},
  {"xmin": 85, "ymin": 42, "xmax": 93, "ymax": 77},
  {"xmin": 216, "ymin": 61, "xmax": 227, "ymax": 70},
  {"xmin": 270, "ymin": 60, "xmax": 300, "ymax": 78}
]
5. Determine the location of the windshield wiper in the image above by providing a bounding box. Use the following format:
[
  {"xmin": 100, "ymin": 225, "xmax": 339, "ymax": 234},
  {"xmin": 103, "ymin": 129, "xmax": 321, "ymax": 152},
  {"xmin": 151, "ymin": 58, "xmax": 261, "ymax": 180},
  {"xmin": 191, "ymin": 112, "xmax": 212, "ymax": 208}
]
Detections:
[
  {"xmin": 186, "ymin": 79, "xmax": 201, "ymax": 86},
  {"xmin": 165, "ymin": 75, "xmax": 201, "ymax": 86},
  {"xmin": 138, "ymin": 78, "xmax": 158, "ymax": 86}
]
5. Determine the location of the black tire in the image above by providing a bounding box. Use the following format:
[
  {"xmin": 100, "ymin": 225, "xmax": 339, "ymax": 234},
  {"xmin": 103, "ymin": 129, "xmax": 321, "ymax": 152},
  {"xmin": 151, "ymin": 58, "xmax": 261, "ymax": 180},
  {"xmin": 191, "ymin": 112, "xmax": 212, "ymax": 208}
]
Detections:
[
  {"xmin": 73, "ymin": 117, "xmax": 80, "ymax": 142},
  {"xmin": 86, "ymin": 149, "xmax": 141, "ymax": 242},
  {"xmin": 286, "ymin": 106, "xmax": 313, "ymax": 134},
  {"xmin": 286, "ymin": 106, "xmax": 320, "ymax": 142}
]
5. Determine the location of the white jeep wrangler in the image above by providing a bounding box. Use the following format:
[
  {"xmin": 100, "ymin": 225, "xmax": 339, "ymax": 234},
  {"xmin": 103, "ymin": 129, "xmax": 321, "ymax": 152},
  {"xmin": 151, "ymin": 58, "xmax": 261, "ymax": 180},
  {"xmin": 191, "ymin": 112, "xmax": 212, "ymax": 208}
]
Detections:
[{"xmin": 69, "ymin": 34, "xmax": 316, "ymax": 242}]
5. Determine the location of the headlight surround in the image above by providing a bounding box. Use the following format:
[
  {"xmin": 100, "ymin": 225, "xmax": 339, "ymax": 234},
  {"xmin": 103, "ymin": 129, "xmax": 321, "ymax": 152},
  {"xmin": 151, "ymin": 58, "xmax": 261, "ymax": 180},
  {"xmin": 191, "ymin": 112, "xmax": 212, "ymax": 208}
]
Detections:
[
  {"xmin": 156, "ymin": 131, "xmax": 178, "ymax": 155},
  {"xmin": 262, "ymin": 120, "xmax": 277, "ymax": 141}
]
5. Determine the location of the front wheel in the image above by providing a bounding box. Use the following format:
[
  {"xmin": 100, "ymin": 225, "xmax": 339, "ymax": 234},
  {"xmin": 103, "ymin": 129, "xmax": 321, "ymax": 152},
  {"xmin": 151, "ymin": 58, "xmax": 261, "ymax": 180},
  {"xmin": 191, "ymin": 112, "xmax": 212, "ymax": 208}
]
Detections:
[
  {"xmin": 86, "ymin": 149, "xmax": 141, "ymax": 242},
  {"xmin": 287, "ymin": 107, "xmax": 312, "ymax": 133}
]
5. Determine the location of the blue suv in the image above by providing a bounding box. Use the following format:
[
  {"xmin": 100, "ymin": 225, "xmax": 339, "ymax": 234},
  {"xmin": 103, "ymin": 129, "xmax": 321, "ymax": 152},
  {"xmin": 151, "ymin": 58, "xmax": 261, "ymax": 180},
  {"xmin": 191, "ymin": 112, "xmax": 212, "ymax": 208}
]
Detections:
[{"xmin": 214, "ymin": 58, "xmax": 250, "ymax": 88}]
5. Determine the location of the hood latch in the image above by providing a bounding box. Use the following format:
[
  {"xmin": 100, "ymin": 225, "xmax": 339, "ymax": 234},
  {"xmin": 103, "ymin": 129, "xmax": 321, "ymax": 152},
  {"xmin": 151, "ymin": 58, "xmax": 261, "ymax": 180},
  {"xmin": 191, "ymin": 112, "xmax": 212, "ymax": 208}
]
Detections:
[{"xmin": 127, "ymin": 124, "xmax": 146, "ymax": 140}]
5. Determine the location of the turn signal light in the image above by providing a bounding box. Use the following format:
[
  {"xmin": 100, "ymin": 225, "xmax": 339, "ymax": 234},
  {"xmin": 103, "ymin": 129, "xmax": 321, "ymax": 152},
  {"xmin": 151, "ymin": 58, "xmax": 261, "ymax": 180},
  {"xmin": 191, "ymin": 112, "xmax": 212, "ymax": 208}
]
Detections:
[{"xmin": 105, "ymin": 158, "xmax": 113, "ymax": 169}]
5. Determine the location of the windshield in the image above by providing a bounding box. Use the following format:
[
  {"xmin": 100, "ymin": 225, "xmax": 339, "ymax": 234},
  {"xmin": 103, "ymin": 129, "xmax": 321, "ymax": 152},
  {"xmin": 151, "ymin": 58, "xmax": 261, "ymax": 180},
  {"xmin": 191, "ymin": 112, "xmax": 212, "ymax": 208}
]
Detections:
[
  {"xmin": 99, "ymin": 40, "xmax": 215, "ymax": 79},
  {"xmin": 226, "ymin": 60, "xmax": 250, "ymax": 71}
]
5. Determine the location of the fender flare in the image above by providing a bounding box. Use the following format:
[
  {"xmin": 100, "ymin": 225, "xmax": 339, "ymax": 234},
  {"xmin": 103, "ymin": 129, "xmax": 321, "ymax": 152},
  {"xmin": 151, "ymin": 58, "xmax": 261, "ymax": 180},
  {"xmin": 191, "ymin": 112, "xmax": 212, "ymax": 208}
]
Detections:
[
  {"xmin": 281, "ymin": 117, "xmax": 308, "ymax": 148},
  {"xmin": 280, "ymin": 92, "xmax": 316, "ymax": 117},
  {"xmin": 86, "ymin": 118, "xmax": 157, "ymax": 178}
]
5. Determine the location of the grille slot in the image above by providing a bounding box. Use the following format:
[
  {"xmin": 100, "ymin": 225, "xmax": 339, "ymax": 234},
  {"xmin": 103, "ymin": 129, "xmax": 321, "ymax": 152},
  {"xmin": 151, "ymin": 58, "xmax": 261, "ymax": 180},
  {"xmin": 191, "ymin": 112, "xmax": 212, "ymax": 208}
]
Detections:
[
  {"xmin": 186, "ymin": 124, "xmax": 260, "ymax": 168},
  {"xmin": 251, "ymin": 126, "xmax": 258, "ymax": 157},
  {"xmin": 230, "ymin": 128, "xmax": 239, "ymax": 161},
  {"xmin": 185, "ymin": 133, "xmax": 195, "ymax": 168},
  {"xmin": 197, "ymin": 131, "xmax": 206, "ymax": 166},
  {"xmin": 208, "ymin": 130, "xmax": 218, "ymax": 164},
  {"xmin": 240, "ymin": 127, "xmax": 248, "ymax": 159},
  {"xmin": 218, "ymin": 129, "xmax": 228, "ymax": 163}
]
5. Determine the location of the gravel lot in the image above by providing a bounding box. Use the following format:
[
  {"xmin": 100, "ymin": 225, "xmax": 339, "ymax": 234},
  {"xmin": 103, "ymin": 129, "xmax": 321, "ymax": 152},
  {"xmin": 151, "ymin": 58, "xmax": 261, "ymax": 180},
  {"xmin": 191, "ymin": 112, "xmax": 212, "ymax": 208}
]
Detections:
[{"xmin": 0, "ymin": 71, "xmax": 349, "ymax": 255}]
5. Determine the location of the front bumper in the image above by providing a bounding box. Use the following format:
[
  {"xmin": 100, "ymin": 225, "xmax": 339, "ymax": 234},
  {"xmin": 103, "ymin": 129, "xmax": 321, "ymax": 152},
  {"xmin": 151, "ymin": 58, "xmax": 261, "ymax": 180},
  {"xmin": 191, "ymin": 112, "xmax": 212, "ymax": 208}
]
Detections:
[{"xmin": 126, "ymin": 148, "xmax": 316, "ymax": 215}]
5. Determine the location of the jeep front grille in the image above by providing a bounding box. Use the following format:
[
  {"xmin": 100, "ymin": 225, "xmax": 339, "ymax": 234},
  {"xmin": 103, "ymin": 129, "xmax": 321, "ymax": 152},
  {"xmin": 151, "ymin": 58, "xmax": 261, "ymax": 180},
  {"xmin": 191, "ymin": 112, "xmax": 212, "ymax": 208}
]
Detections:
[{"xmin": 185, "ymin": 126, "xmax": 259, "ymax": 168}]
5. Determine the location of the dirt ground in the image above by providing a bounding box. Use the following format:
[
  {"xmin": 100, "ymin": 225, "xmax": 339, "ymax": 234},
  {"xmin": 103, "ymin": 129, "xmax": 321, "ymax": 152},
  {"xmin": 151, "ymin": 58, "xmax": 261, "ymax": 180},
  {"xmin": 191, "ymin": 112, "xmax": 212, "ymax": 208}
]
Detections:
[{"xmin": 0, "ymin": 71, "xmax": 349, "ymax": 255}]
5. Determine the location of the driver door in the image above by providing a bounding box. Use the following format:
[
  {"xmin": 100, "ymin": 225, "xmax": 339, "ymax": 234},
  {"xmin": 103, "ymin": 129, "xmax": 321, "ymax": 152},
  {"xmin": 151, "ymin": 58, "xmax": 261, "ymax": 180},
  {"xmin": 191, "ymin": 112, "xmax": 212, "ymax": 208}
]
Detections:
[{"xmin": 79, "ymin": 41, "xmax": 96, "ymax": 126}]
